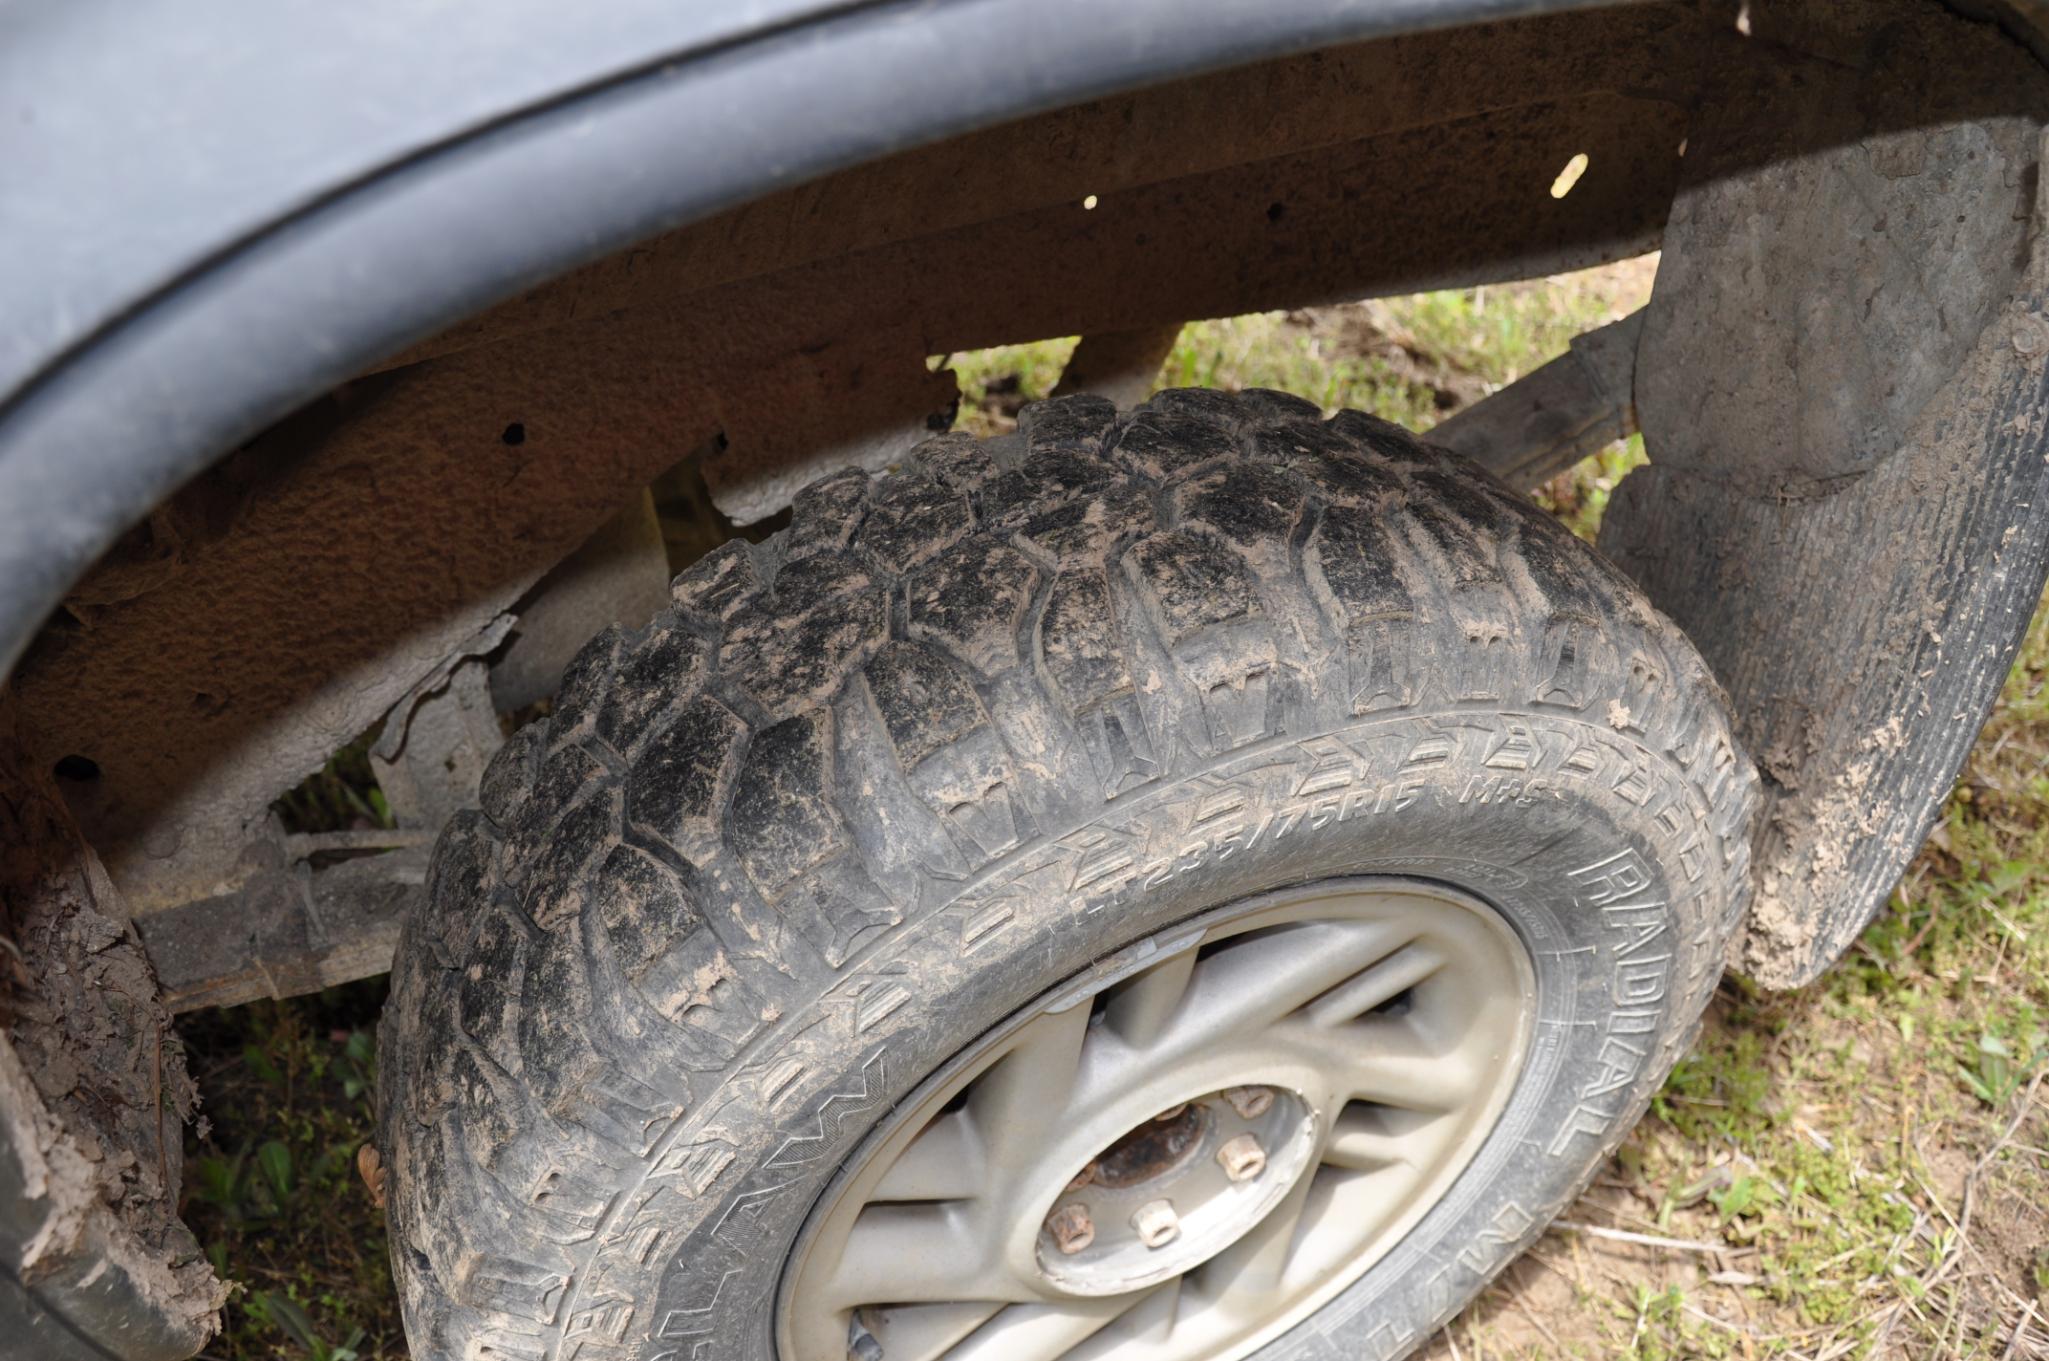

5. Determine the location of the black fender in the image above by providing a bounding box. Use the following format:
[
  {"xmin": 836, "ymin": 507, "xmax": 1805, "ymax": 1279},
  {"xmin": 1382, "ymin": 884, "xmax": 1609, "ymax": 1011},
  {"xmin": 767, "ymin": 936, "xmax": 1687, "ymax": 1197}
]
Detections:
[{"xmin": 0, "ymin": 0, "xmax": 1613, "ymax": 684}]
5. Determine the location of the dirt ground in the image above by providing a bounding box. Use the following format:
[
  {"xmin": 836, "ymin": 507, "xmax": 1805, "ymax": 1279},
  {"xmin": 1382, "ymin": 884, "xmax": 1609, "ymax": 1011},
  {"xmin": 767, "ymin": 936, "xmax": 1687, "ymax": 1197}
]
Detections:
[{"xmin": 180, "ymin": 257, "xmax": 2049, "ymax": 1360}]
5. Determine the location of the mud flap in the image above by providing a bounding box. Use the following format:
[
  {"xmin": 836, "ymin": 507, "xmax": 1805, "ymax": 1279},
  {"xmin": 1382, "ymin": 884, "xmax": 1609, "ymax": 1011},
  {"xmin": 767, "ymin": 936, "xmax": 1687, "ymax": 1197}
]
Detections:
[{"xmin": 1598, "ymin": 3, "xmax": 2049, "ymax": 988}]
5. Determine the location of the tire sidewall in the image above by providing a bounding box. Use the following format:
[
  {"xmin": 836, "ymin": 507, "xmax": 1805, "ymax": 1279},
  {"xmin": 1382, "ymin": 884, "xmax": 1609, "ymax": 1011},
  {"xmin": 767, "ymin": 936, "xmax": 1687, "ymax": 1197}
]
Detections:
[{"xmin": 604, "ymin": 705, "xmax": 1728, "ymax": 1360}]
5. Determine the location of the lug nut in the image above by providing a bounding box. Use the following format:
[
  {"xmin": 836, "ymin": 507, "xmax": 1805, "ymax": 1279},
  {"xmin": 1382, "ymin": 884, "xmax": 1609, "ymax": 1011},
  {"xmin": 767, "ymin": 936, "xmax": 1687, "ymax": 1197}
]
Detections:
[
  {"xmin": 1217, "ymin": 1133, "xmax": 1267, "ymax": 1182},
  {"xmin": 1046, "ymin": 1203, "xmax": 1096, "ymax": 1255},
  {"xmin": 1131, "ymin": 1198, "xmax": 1181, "ymax": 1249},
  {"xmin": 1224, "ymin": 1085, "xmax": 1274, "ymax": 1120}
]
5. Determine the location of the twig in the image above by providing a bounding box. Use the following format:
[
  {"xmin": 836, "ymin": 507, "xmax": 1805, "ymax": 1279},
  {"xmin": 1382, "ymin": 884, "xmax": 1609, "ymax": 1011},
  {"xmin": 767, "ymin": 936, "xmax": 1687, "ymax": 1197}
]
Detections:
[
  {"xmin": 283, "ymin": 828, "xmax": 435, "ymax": 858},
  {"xmin": 1550, "ymin": 1220, "xmax": 1732, "ymax": 1255},
  {"xmin": 1878, "ymin": 1074, "xmax": 2046, "ymax": 1356},
  {"xmin": 1508, "ymin": 1277, "xmax": 1562, "ymax": 1350},
  {"xmin": 2002, "ymin": 1301, "xmax": 2040, "ymax": 1361}
]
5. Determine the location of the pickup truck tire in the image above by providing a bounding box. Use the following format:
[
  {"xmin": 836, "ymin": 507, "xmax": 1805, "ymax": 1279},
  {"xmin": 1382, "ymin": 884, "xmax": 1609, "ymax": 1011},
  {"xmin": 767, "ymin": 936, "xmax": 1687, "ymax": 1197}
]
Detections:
[{"xmin": 377, "ymin": 389, "xmax": 1759, "ymax": 1361}]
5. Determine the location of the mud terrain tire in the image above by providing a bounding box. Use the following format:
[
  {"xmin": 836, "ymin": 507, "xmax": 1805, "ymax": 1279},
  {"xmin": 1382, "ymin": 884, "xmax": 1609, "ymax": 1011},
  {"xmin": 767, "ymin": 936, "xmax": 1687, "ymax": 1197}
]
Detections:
[{"xmin": 378, "ymin": 390, "xmax": 1758, "ymax": 1361}]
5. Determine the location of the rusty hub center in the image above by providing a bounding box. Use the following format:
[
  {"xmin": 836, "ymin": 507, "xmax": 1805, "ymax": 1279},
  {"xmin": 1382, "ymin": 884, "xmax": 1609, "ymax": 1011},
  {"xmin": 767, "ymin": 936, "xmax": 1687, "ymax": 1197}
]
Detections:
[{"xmin": 1087, "ymin": 1101, "xmax": 1209, "ymax": 1189}]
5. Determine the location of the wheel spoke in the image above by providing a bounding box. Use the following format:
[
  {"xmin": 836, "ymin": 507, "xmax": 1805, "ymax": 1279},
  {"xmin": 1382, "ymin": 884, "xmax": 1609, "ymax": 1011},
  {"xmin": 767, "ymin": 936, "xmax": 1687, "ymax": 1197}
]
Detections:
[
  {"xmin": 1321, "ymin": 1102, "xmax": 1423, "ymax": 1171},
  {"xmin": 1191, "ymin": 1154, "xmax": 1316, "ymax": 1309},
  {"xmin": 966, "ymin": 1002, "xmax": 1091, "ymax": 1171},
  {"xmin": 1101, "ymin": 947, "xmax": 1198, "ymax": 1050},
  {"xmin": 1303, "ymin": 941, "xmax": 1447, "ymax": 1028},
  {"xmin": 873, "ymin": 1110, "xmax": 985, "ymax": 1202},
  {"xmin": 863, "ymin": 1302, "xmax": 1004, "ymax": 1361},
  {"xmin": 1161, "ymin": 919, "xmax": 1419, "ymax": 1057},
  {"xmin": 941, "ymin": 1294, "xmax": 1152, "ymax": 1361},
  {"xmin": 1057, "ymin": 1279, "xmax": 1184, "ymax": 1357},
  {"xmin": 824, "ymin": 1204, "xmax": 1038, "ymax": 1308},
  {"xmin": 1286, "ymin": 1016, "xmax": 1480, "ymax": 1111}
]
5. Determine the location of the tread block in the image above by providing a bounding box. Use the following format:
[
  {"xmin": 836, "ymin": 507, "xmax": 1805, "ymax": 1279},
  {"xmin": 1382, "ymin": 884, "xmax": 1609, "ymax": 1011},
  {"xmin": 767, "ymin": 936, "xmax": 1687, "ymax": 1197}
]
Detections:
[
  {"xmin": 775, "ymin": 854, "xmax": 903, "ymax": 969},
  {"xmin": 1124, "ymin": 529, "xmax": 1265, "ymax": 646},
  {"xmin": 727, "ymin": 711, "xmax": 845, "ymax": 900},
  {"xmin": 591, "ymin": 845, "xmax": 686, "ymax": 980},
  {"xmin": 1234, "ymin": 387, "xmax": 1322, "ymax": 424},
  {"xmin": 864, "ymin": 641, "xmax": 989, "ymax": 768},
  {"xmin": 1079, "ymin": 692, "xmax": 1159, "ymax": 798},
  {"xmin": 1181, "ymin": 627, "xmax": 1283, "ymax": 750},
  {"xmin": 1127, "ymin": 531, "xmax": 1284, "ymax": 748},
  {"xmin": 1534, "ymin": 618, "xmax": 1602, "ymax": 710},
  {"xmin": 1016, "ymin": 392, "xmax": 1116, "ymax": 453},
  {"xmin": 1326, "ymin": 407, "xmax": 1435, "ymax": 463},
  {"xmin": 1345, "ymin": 617, "xmax": 1417, "ymax": 714},
  {"xmin": 517, "ymin": 920, "xmax": 675, "ymax": 1150},
  {"xmin": 669, "ymin": 539, "xmax": 759, "ymax": 620},
  {"xmin": 597, "ymin": 851, "xmax": 765, "ymax": 1058},
  {"xmin": 911, "ymin": 430, "xmax": 996, "ymax": 489},
  {"xmin": 480, "ymin": 725, "xmax": 546, "ymax": 832},
  {"xmin": 1509, "ymin": 511, "xmax": 1609, "ymax": 621},
  {"xmin": 857, "ymin": 475, "xmax": 973, "ymax": 573},
  {"xmin": 625, "ymin": 696, "xmax": 748, "ymax": 855},
  {"xmin": 519, "ymin": 792, "xmax": 619, "ymax": 932},
  {"xmin": 453, "ymin": 1247, "xmax": 569, "ymax": 1327},
  {"xmin": 422, "ymin": 810, "xmax": 501, "ymax": 963},
  {"xmin": 594, "ymin": 852, "xmax": 774, "ymax": 1065},
  {"xmin": 783, "ymin": 468, "xmax": 869, "ymax": 560},
  {"xmin": 1011, "ymin": 481, "xmax": 1154, "ymax": 562},
  {"xmin": 457, "ymin": 914, "xmax": 531, "ymax": 1066},
  {"xmin": 1404, "ymin": 475, "xmax": 1522, "ymax": 701},
  {"xmin": 1037, "ymin": 569, "xmax": 1131, "ymax": 713},
  {"xmin": 863, "ymin": 641, "xmax": 1025, "ymax": 863},
  {"xmin": 907, "ymin": 538, "xmax": 1041, "ymax": 673},
  {"xmin": 508, "ymin": 744, "xmax": 611, "ymax": 866},
  {"xmin": 1405, "ymin": 500, "xmax": 1506, "ymax": 590},
  {"xmin": 1311, "ymin": 507, "xmax": 1416, "ymax": 622},
  {"xmin": 1616, "ymin": 648, "xmax": 1673, "ymax": 743},
  {"xmin": 771, "ymin": 548, "xmax": 873, "ymax": 604},
  {"xmin": 1416, "ymin": 467, "xmax": 1516, "ymax": 536},
  {"xmin": 544, "ymin": 627, "xmax": 624, "ymax": 754},
  {"xmin": 1143, "ymin": 386, "xmax": 1240, "ymax": 428},
  {"xmin": 724, "ymin": 589, "xmax": 887, "ymax": 718},
  {"xmin": 1173, "ymin": 463, "xmax": 1307, "ymax": 555},
  {"xmin": 906, "ymin": 725, "xmax": 1028, "ymax": 865},
  {"xmin": 594, "ymin": 616, "xmax": 709, "ymax": 753},
  {"xmin": 1310, "ymin": 509, "xmax": 1422, "ymax": 714},
  {"xmin": 1108, "ymin": 410, "xmax": 1235, "ymax": 481},
  {"xmin": 1248, "ymin": 424, "xmax": 1402, "ymax": 507},
  {"xmin": 524, "ymin": 1158, "xmax": 625, "ymax": 1236},
  {"xmin": 984, "ymin": 448, "xmax": 1121, "ymax": 527}
]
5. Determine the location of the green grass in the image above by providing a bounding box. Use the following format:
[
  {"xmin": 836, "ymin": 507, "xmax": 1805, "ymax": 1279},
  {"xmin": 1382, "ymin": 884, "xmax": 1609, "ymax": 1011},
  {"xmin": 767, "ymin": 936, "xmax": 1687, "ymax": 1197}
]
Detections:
[{"xmin": 181, "ymin": 981, "xmax": 398, "ymax": 1360}]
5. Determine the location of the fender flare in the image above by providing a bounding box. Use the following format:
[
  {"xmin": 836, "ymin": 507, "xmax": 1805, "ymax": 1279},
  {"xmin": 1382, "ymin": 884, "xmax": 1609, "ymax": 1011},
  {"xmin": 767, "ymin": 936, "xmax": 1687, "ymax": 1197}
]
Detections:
[{"xmin": 0, "ymin": 0, "xmax": 1615, "ymax": 684}]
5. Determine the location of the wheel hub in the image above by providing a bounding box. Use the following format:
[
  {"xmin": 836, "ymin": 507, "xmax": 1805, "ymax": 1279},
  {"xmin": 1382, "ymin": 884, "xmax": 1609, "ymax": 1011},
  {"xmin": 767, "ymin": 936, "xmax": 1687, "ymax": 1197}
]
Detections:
[
  {"xmin": 1036, "ymin": 1086, "xmax": 1318, "ymax": 1296},
  {"xmin": 778, "ymin": 879, "xmax": 1536, "ymax": 1361}
]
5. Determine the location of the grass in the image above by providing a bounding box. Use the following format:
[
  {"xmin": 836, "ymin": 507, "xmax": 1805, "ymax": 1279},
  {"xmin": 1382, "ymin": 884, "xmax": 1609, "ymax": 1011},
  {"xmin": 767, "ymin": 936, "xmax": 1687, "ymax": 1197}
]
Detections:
[
  {"xmin": 181, "ymin": 981, "xmax": 397, "ymax": 1361},
  {"xmin": 182, "ymin": 257, "xmax": 2048, "ymax": 1358}
]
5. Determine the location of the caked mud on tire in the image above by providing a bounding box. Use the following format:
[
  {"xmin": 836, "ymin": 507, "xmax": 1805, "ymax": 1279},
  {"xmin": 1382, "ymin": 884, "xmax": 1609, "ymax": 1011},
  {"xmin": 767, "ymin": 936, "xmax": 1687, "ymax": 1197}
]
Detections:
[{"xmin": 378, "ymin": 389, "xmax": 1758, "ymax": 1361}]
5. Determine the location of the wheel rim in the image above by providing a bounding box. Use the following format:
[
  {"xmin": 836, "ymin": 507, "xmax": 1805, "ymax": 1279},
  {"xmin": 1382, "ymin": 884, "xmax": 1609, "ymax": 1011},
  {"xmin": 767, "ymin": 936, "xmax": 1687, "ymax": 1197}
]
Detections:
[{"xmin": 778, "ymin": 878, "xmax": 1537, "ymax": 1361}]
